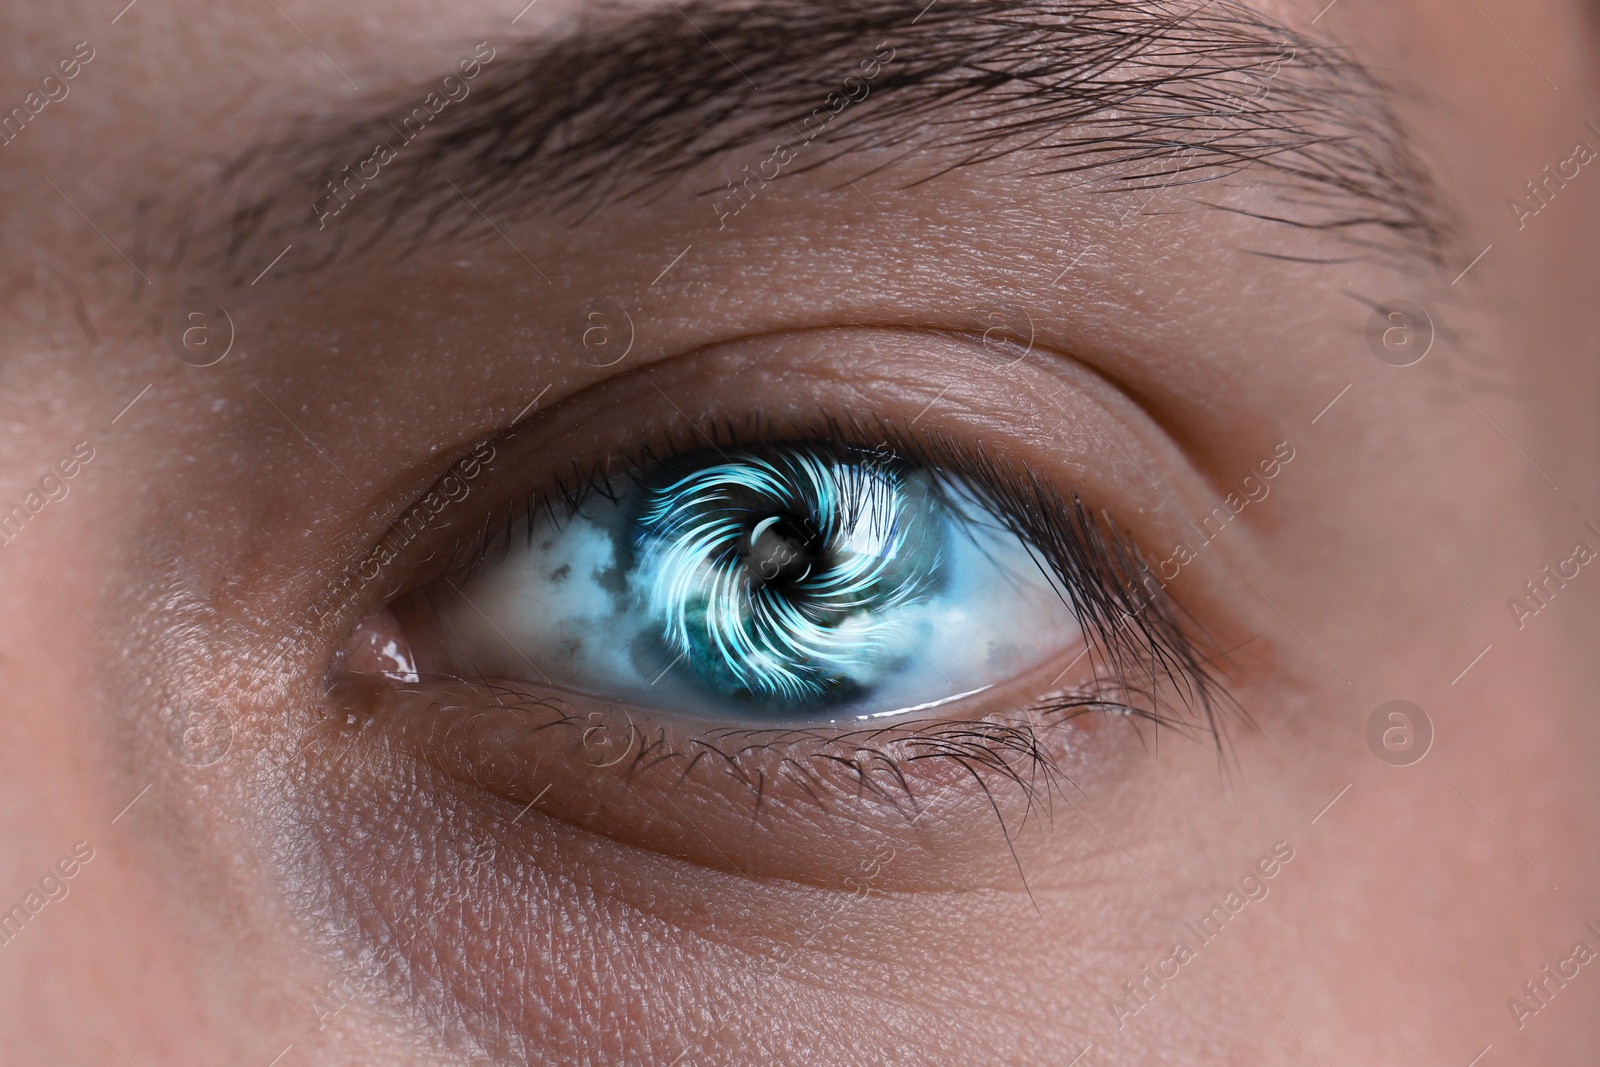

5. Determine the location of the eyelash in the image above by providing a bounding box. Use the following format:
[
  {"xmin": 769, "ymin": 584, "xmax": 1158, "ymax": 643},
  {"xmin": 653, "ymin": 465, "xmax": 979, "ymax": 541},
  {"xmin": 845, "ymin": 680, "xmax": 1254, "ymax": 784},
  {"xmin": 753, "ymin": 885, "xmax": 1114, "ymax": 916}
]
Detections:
[{"xmin": 372, "ymin": 409, "xmax": 1236, "ymax": 813}]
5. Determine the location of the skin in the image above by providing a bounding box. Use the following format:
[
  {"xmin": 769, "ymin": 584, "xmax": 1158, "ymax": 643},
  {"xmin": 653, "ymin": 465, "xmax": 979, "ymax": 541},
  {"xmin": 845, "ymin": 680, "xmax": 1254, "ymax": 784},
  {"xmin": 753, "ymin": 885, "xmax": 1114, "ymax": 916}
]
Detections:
[{"xmin": 0, "ymin": 0, "xmax": 1596, "ymax": 1063}]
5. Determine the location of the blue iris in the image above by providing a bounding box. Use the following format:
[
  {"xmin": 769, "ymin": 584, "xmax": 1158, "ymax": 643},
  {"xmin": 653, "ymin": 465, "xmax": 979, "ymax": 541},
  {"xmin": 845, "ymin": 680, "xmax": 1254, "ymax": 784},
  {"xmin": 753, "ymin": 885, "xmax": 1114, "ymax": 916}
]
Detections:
[{"xmin": 626, "ymin": 448, "xmax": 945, "ymax": 706}]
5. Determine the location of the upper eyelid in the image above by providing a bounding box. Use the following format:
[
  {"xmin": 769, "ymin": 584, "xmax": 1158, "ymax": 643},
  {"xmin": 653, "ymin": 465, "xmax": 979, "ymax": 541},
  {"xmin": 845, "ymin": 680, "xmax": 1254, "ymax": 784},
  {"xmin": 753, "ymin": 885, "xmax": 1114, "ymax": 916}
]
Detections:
[
  {"xmin": 169, "ymin": 0, "xmax": 1447, "ymax": 280},
  {"xmin": 314, "ymin": 321, "xmax": 1200, "ymax": 639}
]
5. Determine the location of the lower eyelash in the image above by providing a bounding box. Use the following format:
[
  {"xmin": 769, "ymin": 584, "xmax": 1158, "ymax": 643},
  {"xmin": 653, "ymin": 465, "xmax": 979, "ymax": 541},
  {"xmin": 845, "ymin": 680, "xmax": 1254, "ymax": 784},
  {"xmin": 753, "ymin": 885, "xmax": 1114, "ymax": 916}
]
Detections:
[{"xmin": 364, "ymin": 659, "xmax": 1226, "ymax": 849}]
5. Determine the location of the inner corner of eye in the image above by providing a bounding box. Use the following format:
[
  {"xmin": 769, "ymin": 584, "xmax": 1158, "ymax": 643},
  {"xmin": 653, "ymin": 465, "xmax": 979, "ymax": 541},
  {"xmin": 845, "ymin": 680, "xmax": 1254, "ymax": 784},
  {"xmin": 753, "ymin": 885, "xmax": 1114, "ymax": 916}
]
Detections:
[
  {"xmin": 389, "ymin": 440, "xmax": 1085, "ymax": 720},
  {"xmin": 341, "ymin": 605, "xmax": 421, "ymax": 684}
]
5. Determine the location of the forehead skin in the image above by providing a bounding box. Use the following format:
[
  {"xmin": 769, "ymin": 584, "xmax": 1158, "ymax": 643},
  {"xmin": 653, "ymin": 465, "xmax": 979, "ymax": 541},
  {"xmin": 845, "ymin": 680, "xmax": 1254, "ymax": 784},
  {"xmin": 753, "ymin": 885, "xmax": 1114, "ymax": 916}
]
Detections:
[{"xmin": 0, "ymin": 0, "xmax": 1596, "ymax": 1066}]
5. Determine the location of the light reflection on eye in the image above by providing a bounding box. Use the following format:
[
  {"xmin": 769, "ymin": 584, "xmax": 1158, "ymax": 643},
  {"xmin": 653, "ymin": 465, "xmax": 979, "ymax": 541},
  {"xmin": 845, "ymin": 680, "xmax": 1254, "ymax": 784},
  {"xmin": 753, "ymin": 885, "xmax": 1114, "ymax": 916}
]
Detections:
[{"xmin": 434, "ymin": 444, "xmax": 1081, "ymax": 721}]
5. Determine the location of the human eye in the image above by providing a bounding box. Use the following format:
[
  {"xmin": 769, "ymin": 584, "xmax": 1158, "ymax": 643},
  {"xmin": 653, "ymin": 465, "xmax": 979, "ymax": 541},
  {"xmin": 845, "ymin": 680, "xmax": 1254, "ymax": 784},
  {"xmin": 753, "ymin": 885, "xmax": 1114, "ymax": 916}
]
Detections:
[{"xmin": 326, "ymin": 333, "xmax": 1228, "ymax": 883}]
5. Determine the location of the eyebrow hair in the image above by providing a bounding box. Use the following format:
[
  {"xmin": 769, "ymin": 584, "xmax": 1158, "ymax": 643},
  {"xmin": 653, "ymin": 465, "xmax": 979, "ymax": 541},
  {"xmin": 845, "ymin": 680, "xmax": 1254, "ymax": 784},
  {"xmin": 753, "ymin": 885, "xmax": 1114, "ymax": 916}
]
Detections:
[{"xmin": 188, "ymin": 0, "xmax": 1450, "ymax": 279}]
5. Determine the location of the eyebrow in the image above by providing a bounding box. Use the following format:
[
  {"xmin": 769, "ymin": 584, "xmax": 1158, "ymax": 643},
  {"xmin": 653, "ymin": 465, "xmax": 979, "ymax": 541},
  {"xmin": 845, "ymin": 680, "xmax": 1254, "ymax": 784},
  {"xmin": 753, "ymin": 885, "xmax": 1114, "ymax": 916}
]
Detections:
[{"xmin": 193, "ymin": 0, "xmax": 1449, "ymax": 278}]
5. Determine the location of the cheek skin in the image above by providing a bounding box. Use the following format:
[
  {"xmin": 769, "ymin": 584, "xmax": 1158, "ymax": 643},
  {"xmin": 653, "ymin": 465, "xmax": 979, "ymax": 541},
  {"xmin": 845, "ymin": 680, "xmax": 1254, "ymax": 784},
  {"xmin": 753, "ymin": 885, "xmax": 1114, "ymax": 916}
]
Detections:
[{"xmin": 272, "ymin": 705, "xmax": 1258, "ymax": 1063}]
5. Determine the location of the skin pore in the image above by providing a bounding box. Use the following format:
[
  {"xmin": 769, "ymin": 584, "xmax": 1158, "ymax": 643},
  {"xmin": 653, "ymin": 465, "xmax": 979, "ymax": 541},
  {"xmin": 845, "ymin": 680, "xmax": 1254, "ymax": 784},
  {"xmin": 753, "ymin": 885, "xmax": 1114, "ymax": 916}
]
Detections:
[{"xmin": 0, "ymin": 0, "xmax": 1597, "ymax": 1064}]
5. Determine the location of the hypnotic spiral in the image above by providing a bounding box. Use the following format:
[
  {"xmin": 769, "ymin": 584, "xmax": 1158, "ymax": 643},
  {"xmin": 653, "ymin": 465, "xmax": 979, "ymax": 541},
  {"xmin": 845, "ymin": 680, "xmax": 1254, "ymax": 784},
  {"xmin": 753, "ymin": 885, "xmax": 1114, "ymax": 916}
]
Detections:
[{"xmin": 630, "ymin": 447, "xmax": 944, "ymax": 706}]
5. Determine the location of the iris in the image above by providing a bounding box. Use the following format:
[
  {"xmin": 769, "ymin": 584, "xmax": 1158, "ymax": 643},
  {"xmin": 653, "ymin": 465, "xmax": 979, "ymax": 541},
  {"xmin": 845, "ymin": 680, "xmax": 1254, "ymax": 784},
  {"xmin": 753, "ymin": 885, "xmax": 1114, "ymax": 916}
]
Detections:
[{"xmin": 629, "ymin": 448, "xmax": 944, "ymax": 706}]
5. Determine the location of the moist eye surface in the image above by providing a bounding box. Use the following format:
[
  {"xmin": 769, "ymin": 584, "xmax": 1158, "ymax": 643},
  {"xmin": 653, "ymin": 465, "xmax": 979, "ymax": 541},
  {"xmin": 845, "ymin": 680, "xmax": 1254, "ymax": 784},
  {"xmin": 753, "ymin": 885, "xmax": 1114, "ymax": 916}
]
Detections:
[{"xmin": 431, "ymin": 442, "xmax": 1082, "ymax": 721}]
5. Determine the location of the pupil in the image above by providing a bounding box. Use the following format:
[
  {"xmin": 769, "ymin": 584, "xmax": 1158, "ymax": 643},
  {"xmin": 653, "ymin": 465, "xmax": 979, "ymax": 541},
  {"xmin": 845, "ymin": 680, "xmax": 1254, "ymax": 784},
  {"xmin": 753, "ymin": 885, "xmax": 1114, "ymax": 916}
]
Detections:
[{"xmin": 745, "ymin": 513, "xmax": 819, "ymax": 587}]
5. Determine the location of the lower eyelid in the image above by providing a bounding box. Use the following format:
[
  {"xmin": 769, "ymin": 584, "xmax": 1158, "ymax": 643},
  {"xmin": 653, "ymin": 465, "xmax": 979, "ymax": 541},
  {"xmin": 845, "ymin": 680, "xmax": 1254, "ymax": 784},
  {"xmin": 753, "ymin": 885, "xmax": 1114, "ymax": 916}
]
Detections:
[{"xmin": 329, "ymin": 620, "xmax": 1165, "ymax": 892}]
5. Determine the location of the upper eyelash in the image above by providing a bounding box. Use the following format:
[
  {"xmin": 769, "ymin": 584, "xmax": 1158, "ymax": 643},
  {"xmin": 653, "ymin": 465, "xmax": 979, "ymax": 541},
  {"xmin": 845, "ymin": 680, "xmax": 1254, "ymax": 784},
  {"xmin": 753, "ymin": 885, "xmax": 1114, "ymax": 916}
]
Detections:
[{"xmin": 422, "ymin": 409, "xmax": 1235, "ymax": 754}]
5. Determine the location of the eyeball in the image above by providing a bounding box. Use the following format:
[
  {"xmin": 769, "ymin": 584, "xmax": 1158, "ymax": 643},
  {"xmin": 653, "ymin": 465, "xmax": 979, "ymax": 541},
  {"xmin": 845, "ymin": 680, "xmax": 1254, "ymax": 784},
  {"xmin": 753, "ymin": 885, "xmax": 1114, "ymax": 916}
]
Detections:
[{"xmin": 421, "ymin": 443, "xmax": 1083, "ymax": 722}]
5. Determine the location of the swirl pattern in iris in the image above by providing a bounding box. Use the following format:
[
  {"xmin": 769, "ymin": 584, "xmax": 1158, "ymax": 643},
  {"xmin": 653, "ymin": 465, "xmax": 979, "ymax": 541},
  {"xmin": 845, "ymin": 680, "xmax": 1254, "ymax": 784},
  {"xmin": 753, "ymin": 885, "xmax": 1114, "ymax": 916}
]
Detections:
[{"xmin": 630, "ymin": 448, "xmax": 942, "ymax": 706}]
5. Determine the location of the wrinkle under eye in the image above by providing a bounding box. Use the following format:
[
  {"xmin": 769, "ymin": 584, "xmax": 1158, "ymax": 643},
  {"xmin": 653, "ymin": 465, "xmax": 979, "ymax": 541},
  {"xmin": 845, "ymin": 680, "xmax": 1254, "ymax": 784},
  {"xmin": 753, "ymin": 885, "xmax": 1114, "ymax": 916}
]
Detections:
[{"xmin": 419, "ymin": 442, "xmax": 1083, "ymax": 721}]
